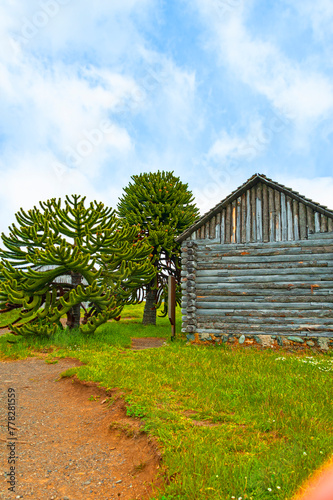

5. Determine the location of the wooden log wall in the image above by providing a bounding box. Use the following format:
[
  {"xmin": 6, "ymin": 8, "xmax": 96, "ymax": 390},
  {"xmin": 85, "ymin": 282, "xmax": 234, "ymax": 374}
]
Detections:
[
  {"xmin": 190, "ymin": 183, "xmax": 333, "ymax": 243},
  {"xmin": 194, "ymin": 232, "xmax": 333, "ymax": 337}
]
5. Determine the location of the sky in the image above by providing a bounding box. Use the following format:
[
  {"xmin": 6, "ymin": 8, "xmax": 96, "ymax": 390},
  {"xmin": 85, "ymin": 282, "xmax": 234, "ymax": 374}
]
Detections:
[{"xmin": 0, "ymin": 0, "xmax": 333, "ymax": 235}]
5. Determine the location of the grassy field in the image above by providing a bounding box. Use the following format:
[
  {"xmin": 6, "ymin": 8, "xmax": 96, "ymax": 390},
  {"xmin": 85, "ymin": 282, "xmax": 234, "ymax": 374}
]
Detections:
[{"xmin": 0, "ymin": 304, "xmax": 332, "ymax": 500}]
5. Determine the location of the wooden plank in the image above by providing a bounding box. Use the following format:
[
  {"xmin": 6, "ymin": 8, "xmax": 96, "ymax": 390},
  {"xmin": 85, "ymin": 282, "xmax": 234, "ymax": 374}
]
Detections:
[
  {"xmin": 241, "ymin": 193, "xmax": 246, "ymax": 243},
  {"xmin": 328, "ymin": 218, "xmax": 333, "ymax": 232},
  {"xmin": 236, "ymin": 197, "xmax": 241, "ymax": 243},
  {"xmin": 307, "ymin": 206, "xmax": 315, "ymax": 234},
  {"xmin": 262, "ymin": 183, "xmax": 269, "ymax": 242},
  {"xmin": 231, "ymin": 200, "xmax": 237, "ymax": 243},
  {"xmin": 225, "ymin": 204, "xmax": 231, "ymax": 243},
  {"xmin": 314, "ymin": 212, "xmax": 321, "ymax": 233},
  {"xmin": 281, "ymin": 192, "xmax": 287, "ymax": 240},
  {"xmin": 221, "ymin": 209, "xmax": 226, "ymax": 244},
  {"xmin": 256, "ymin": 183, "xmax": 263, "ymax": 242},
  {"xmin": 287, "ymin": 196, "xmax": 294, "ymax": 241},
  {"xmin": 191, "ymin": 231, "xmax": 197, "ymax": 240},
  {"xmin": 251, "ymin": 187, "xmax": 256, "ymax": 242},
  {"xmin": 215, "ymin": 212, "xmax": 221, "ymax": 240},
  {"xmin": 293, "ymin": 199, "xmax": 299, "ymax": 241},
  {"xmin": 275, "ymin": 190, "xmax": 281, "ymax": 241},
  {"xmin": 321, "ymin": 214, "xmax": 328, "ymax": 233},
  {"xmin": 268, "ymin": 187, "xmax": 275, "ymax": 242},
  {"xmin": 246, "ymin": 190, "xmax": 251, "ymax": 243},
  {"xmin": 299, "ymin": 203, "xmax": 307, "ymax": 240},
  {"xmin": 210, "ymin": 216, "xmax": 216, "ymax": 239}
]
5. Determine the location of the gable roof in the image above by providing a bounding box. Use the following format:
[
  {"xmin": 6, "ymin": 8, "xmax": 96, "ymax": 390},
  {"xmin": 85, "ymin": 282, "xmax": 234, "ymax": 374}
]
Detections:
[{"xmin": 177, "ymin": 173, "xmax": 333, "ymax": 243}]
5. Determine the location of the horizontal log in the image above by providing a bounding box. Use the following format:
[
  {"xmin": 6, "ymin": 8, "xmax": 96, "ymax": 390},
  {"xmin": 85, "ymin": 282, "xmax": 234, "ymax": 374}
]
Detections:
[
  {"xmin": 196, "ymin": 309, "xmax": 333, "ymax": 319},
  {"xmin": 196, "ymin": 267, "xmax": 332, "ymax": 277},
  {"xmin": 196, "ymin": 328, "xmax": 333, "ymax": 338},
  {"xmin": 198, "ymin": 316, "xmax": 333, "ymax": 326},
  {"xmin": 197, "ymin": 261, "xmax": 332, "ymax": 271},
  {"xmin": 195, "ymin": 236, "xmax": 333, "ymax": 248},
  {"xmin": 196, "ymin": 275, "xmax": 333, "ymax": 284},
  {"xmin": 196, "ymin": 288, "xmax": 330, "ymax": 297},
  {"xmin": 197, "ymin": 247, "xmax": 333, "ymax": 259},
  {"xmin": 197, "ymin": 281, "xmax": 333, "ymax": 289},
  {"xmin": 308, "ymin": 231, "xmax": 333, "ymax": 240},
  {"xmin": 196, "ymin": 322, "xmax": 333, "ymax": 332},
  {"xmin": 197, "ymin": 253, "xmax": 333, "ymax": 264},
  {"xmin": 196, "ymin": 295, "xmax": 333, "ymax": 303},
  {"xmin": 198, "ymin": 252, "xmax": 333, "ymax": 261},
  {"xmin": 196, "ymin": 302, "xmax": 333, "ymax": 311}
]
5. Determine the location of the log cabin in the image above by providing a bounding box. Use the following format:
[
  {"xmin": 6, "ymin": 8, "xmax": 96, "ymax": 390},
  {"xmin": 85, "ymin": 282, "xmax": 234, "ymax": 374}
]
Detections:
[{"xmin": 177, "ymin": 173, "xmax": 333, "ymax": 350}]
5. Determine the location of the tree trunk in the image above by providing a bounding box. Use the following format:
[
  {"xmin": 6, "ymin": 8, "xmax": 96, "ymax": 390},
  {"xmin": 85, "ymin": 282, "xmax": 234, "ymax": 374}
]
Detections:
[
  {"xmin": 67, "ymin": 272, "xmax": 82, "ymax": 329},
  {"xmin": 142, "ymin": 280, "xmax": 157, "ymax": 325}
]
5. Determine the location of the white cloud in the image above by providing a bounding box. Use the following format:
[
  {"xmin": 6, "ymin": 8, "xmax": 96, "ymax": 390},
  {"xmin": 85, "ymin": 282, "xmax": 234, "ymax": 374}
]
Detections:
[
  {"xmin": 287, "ymin": 0, "xmax": 333, "ymax": 42},
  {"xmin": 193, "ymin": 0, "xmax": 333, "ymax": 124},
  {"xmin": 280, "ymin": 175, "xmax": 333, "ymax": 211},
  {"xmin": 208, "ymin": 119, "xmax": 266, "ymax": 162}
]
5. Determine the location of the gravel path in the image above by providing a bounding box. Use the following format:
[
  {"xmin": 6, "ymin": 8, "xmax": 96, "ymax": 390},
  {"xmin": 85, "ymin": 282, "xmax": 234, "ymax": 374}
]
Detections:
[{"xmin": 0, "ymin": 357, "xmax": 161, "ymax": 500}]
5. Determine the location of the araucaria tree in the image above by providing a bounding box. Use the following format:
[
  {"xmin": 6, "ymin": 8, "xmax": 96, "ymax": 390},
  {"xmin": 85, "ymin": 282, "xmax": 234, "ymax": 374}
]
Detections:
[
  {"xmin": 117, "ymin": 171, "xmax": 199, "ymax": 325},
  {"xmin": 0, "ymin": 195, "xmax": 155, "ymax": 337}
]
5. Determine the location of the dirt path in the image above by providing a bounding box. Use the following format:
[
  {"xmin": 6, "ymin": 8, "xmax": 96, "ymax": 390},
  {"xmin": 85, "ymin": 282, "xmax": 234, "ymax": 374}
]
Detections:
[{"xmin": 0, "ymin": 358, "xmax": 162, "ymax": 500}]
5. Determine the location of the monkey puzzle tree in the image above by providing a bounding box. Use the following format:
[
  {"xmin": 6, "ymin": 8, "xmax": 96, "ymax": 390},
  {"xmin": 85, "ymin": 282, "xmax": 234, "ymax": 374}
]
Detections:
[
  {"xmin": 0, "ymin": 195, "xmax": 155, "ymax": 337},
  {"xmin": 117, "ymin": 171, "xmax": 199, "ymax": 325}
]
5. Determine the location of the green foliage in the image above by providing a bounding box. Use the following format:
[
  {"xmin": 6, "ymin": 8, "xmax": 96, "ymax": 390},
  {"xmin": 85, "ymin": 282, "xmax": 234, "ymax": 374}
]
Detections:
[
  {"xmin": 0, "ymin": 195, "xmax": 155, "ymax": 336},
  {"xmin": 117, "ymin": 171, "xmax": 199, "ymax": 316}
]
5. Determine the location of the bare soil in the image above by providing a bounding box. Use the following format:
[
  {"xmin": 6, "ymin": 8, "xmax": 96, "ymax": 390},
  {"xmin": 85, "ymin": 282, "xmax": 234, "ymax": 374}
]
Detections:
[{"xmin": 0, "ymin": 357, "xmax": 163, "ymax": 500}]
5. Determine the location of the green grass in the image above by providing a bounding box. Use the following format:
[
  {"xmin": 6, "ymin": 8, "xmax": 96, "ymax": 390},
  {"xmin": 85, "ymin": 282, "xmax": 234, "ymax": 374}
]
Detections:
[{"xmin": 0, "ymin": 305, "xmax": 332, "ymax": 500}]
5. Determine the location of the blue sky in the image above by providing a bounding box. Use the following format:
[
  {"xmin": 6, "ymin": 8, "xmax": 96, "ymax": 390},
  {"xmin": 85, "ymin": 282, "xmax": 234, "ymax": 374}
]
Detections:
[{"xmin": 0, "ymin": 0, "xmax": 333, "ymax": 235}]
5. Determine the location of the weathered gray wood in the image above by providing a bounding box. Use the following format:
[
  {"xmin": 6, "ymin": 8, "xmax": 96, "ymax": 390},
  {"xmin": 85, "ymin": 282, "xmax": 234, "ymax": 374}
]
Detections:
[
  {"xmin": 246, "ymin": 190, "xmax": 251, "ymax": 243},
  {"xmin": 221, "ymin": 209, "xmax": 226, "ymax": 244},
  {"xmin": 321, "ymin": 214, "xmax": 328, "ymax": 233},
  {"xmin": 307, "ymin": 206, "xmax": 315, "ymax": 234},
  {"xmin": 196, "ymin": 273, "xmax": 333, "ymax": 283},
  {"xmin": 196, "ymin": 267, "xmax": 332, "ymax": 277},
  {"xmin": 196, "ymin": 302, "xmax": 333, "ymax": 310},
  {"xmin": 197, "ymin": 262, "xmax": 333, "ymax": 271},
  {"xmin": 215, "ymin": 212, "xmax": 221, "ymax": 240},
  {"xmin": 236, "ymin": 196, "xmax": 241, "ymax": 243},
  {"xmin": 241, "ymin": 193, "xmax": 246, "ymax": 243},
  {"xmin": 328, "ymin": 218, "xmax": 333, "ymax": 232},
  {"xmin": 315, "ymin": 212, "xmax": 321, "ymax": 233},
  {"xmin": 196, "ymin": 309, "xmax": 333, "ymax": 319},
  {"xmin": 196, "ymin": 281, "xmax": 333, "ymax": 291},
  {"xmin": 262, "ymin": 183, "xmax": 269, "ymax": 242},
  {"xmin": 199, "ymin": 252, "xmax": 333, "ymax": 264},
  {"xmin": 256, "ymin": 183, "xmax": 263, "ymax": 242},
  {"xmin": 268, "ymin": 187, "xmax": 275, "ymax": 242},
  {"xmin": 251, "ymin": 187, "xmax": 256, "ymax": 242},
  {"xmin": 293, "ymin": 199, "xmax": 299, "ymax": 241},
  {"xmin": 210, "ymin": 216, "xmax": 216, "ymax": 239},
  {"xmin": 275, "ymin": 190, "xmax": 281, "ymax": 241},
  {"xmin": 195, "ymin": 236, "xmax": 333, "ymax": 250},
  {"xmin": 299, "ymin": 203, "xmax": 307, "ymax": 240},
  {"xmin": 281, "ymin": 192, "xmax": 287, "ymax": 240},
  {"xmin": 287, "ymin": 196, "xmax": 293, "ymax": 241},
  {"xmin": 206, "ymin": 220, "xmax": 211, "ymax": 239},
  {"xmin": 308, "ymin": 231, "xmax": 333, "ymax": 240}
]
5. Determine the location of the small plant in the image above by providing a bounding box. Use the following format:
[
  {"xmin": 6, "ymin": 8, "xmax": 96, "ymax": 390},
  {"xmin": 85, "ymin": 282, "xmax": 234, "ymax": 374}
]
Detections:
[{"xmin": 88, "ymin": 395, "xmax": 100, "ymax": 401}]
